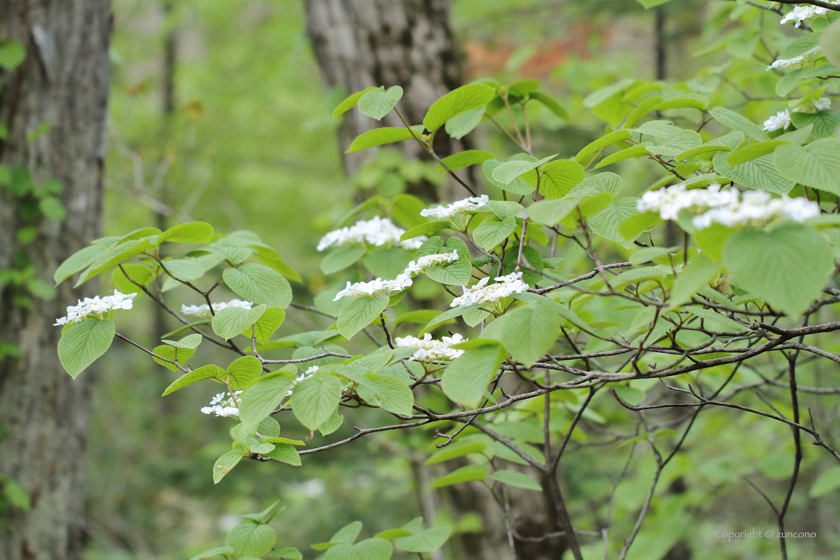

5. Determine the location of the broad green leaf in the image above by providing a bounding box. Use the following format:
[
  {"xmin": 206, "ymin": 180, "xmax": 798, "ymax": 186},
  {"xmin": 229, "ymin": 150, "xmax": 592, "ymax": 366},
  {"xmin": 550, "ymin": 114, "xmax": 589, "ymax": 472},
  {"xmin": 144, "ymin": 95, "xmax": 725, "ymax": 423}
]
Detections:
[
  {"xmin": 245, "ymin": 307, "xmax": 286, "ymax": 345},
  {"xmin": 231, "ymin": 423, "xmax": 275, "ymax": 455},
  {"xmin": 593, "ymin": 145, "xmax": 651, "ymax": 170},
  {"xmin": 227, "ymin": 356, "xmax": 262, "ymax": 390},
  {"xmin": 527, "ymin": 198, "xmax": 582, "ymax": 226},
  {"xmin": 266, "ymin": 444, "xmax": 301, "ymax": 466},
  {"xmin": 425, "ymin": 442, "xmax": 487, "ymax": 465},
  {"xmin": 619, "ymin": 211, "xmax": 659, "ymax": 240},
  {"xmin": 669, "ymin": 254, "xmax": 722, "ymax": 308},
  {"xmin": 623, "ymin": 96, "xmax": 664, "ymax": 129},
  {"xmin": 488, "ymin": 201, "xmax": 523, "ymax": 221},
  {"xmin": 423, "ymin": 84, "xmax": 495, "ymax": 133},
  {"xmin": 76, "ymin": 239, "xmax": 155, "ymax": 286},
  {"xmin": 473, "ymin": 215, "xmax": 516, "ymax": 250},
  {"xmin": 347, "ymin": 126, "xmax": 422, "ymax": 153},
  {"xmin": 424, "ymin": 238, "xmax": 472, "ymax": 286},
  {"xmin": 650, "ymin": 93, "xmax": 708, "ymax": 111},
  {"xmin": 774, "ymin": 138, "xmax": 840, "ymax": 195},
  {"xmin": 723, "ymin": 224, "xmax": 834, "ymax": 317},
  {"xmin": 441, "ymin": 343, "xmax": 506, "ymax": 405},
  {"xmin": 238, "ymin": 371, "xmax": 296, "ymax": 424},
  {"xmin": 782, "ymin": 33, "xmax": 822, "ymax": 59},
  {"xmin": 491, "ymin": 154, "xmax": 557, "ymax": 185},
  {"xmin": 111, "ymin": 263, "xmax": 155, "ymax": 294},
  {"xmin": 0, "ymin": 41, "xmax": 26, "ymax": 71},
  {"xmin": 324, "ymin": 539, "xmax": 393, "ymax": 560},
  {"xmin": 333, "ymin": 87, "xmax": 377, "ymax": 116},
  {"xmin": 337, "ymin": 295, "xmax": 389, "ymax": 339},
  {"xmin": 726, "ymin": 141, "xmax": 789, "ymax": 166},
  {"xmin": 482, "ymin": 159, "xmax": 533, "ymax": 194},
  {"xmin": 224, "ymin": 263, "xmax": 292, "ymax": 309},
  {"xmin": 162, "ymin": 364, "xmax": 225, "ymax": 396},
  {"xmin": 400, "ymin": 221, "xmax": 451, "ymax": 241},
  {"xmin": 374, "ymin": 530, "xmax": 413, "ymax": 541},
  {"xmin": 490, "ymin": 470, "xmax": 542, "ymax": 491},
  {"xmin": 646, "ymin": 130, "xmax": 702, "ymax": 157},
  {"xmin": 357, "ymin": 86, "xmax": 403, "ymax": 120},
  {"xmin": 693, "ymin": 223, "xmax": 735, "ymax": 262},
  {"xmin": 162, "ymin": 333, "xmax": 203, "ymax": 349},
  {"xmin": 498, "ymin": 300, "xmax": 559, "ymax": 367},
  {"xmin": 272, "ymin": 547, "xmax": 304, "ymax": 560},
  {"xmin": 321, "ymin": 247, "xmax": 366, "ymax": 275},
  {"xmin": 713, "ymin": 152, "xmax": 794, "ymax": 195},
  {"xmin": 319, "ymin": 410, "xmax": 344, "ymax": 436},
  {"xmin": 54, "ymin": 245, "xmax": 108, "ymax": 284},
  {"xmin": 430, "ymin": 464, "xmax": 489, "ymax": 488},
  {"xmin": 790, "ymin": 110, "xmax": 840, "ymax": 139},
  {"xmin": 225, "ymin": 521, "xmax": 277, "ymax": 558},
  {"xmin": 212, "ymin": 304, "xmax": 267, "ymax": 340},
  {"xmin": 213, "ymin": 447, "xmax": 245, "ymax": 484},
  {"xmin": 188, "ymin": 546, "xmax": 235, "ymax": 560},
  {"xmin": 421, "ymin": 305, "xmax": 471, "ymax": 334},
  {"xmin": 540, "ymin": 160, "xmax": 585, "ymax": 198},
  {"xmin": 254, "ymin": 246, "xmax": 303, "ymax": 284},
  {"xmin": 291, "ymin": 375, "xmax": 343, "ymax": 430},
  {"xmin": 709, "ymin": 106, "xmax": 768, "ymax": 142},
  {"xmin": 588, "ymin": 198, "xmax": 640, "ymax": 248},
  {"xmin": 636, "ymin": 0, "xmax": 673, "ymax": 7},
  {"xmin": 437, "ymin": 150, "xmax": 494, "ymax": 173},
  {"xmin": 809, "ymin": 465, "xmax": 840, "ymax": 497},
  {"xmin": 394, "ymin": 527, "xmax": 451, "ymax": 553},
  {"xmin": 574, "ymin": 130, "xmax": 632, "ymax": 164},
  {"xmin": 58, "ymin": 319, "xmax": 115, "ymax": 379},
  {"xmin": 360, "ymin": 373, "xmax": 414, "ymax": 415},
  {"xmin": 152, "ymin": 344, "xmax": 196, "ymax": 372},
  {"xmin": 329, "ymin": 521, "xmax": 363, "ymax": 545},
  {"xmin": 157, "ymin": 222, "xmax": 214, "ymax": 244},
  {"xmin": 444, "ymin": 106, "xmax": 485, "ymax": 139},
  {"xmin": 363, "ymin": 248, "xmax": 413, "ymax": 280},
  {"xmin": 509, "ymin": 79, "xmax": 540, "ymax": 97},
  {"xmin": 529, "ymin": 91, "xmax": 569, "ymax": 120}
]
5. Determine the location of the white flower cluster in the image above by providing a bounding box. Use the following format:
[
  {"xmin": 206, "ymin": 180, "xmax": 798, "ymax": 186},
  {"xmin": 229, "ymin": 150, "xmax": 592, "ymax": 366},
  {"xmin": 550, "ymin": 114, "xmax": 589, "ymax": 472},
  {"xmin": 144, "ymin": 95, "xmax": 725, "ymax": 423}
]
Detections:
[
  {"xmin": 333, "ymin": 251, "xmax": 459, "ymax": 301},
  {"xmin": 780, "ymin": 2, "xmax": 840, "ymax": 27},
  {"xmin": 395, "ymin": 333, "xmax": 467, "ymax": 362},
  {"xmin": 54, "ymin": 290, "xmax": 137, "ymax": 326},
  {"xmin": 181, "ymin": 299, "xmax": 252, "ymax": 317},
  {"xmin": 637, "ymin": 183, "xmax": 739, "ymax": 220},
  {"xmin": 692, "ymin": 190, "xmax": 821, "ymax": 229},
  {"xmin": 316, "ymin": 216, "xmax": 426, "ymax": 252},
  {"xmin": 420, "ymin": 195, "xmax": 490, "ymax": 220},
  {"xmin": 450, "ymin": 271, "xmax": 529, "ymax": 308},
  {"xmin": 201, "ymin": 390, "xmax": 242, "ymax": 417},
  {"xmin": 767, "ymin": 47, "xmax": 822, "ymax": 71},
  {"xmin": 763, "ymin": 98, "xmax": 831, "ymax": 131},
  {"xmin": 637, "ymin": 183, "xmax": 820, "ymax": 229}
]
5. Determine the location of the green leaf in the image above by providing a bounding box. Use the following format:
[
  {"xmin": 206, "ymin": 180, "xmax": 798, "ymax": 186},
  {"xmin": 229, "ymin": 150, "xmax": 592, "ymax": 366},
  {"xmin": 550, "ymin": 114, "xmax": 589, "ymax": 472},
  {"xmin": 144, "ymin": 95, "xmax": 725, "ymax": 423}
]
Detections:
[
  {"xmin": 423, "ymin": 84, "xmax": 495, "ymax": 133},
  {"xmin": 490, "ymin": 469, "xmax": 542, "ymax": 491},
  {"xmin": 272, "ymin": 547, "xmax": 304, "ymax": 560},
  {"xmin": 319, "ymin": 410, "xmax": 345, "ymax": 436},
  {"xmin": 540, "ymin": 160, "xmax": 585, "ymax": 198},
  {"xmin": 363, "ymin": 248, "xmax": 413, "ymax": 279},
  {"xmin": 374, "ymin": 530, "xmax": 413, "ymax": 541},
  {"xmin": 266, "ymin": 444, "xmax": 301, "ymax": 466},
  {"xmin": 498, "ymin": 300, "xmax": 559, "ymax": 367},
  {"xmin": 774, "ymin": 138, "xmax": 840, "ymax": 195},
  {"xmin": 227, "ymin": 356, "xmax": 262, "ymax": 390},
  {"xmin": 225, "ymin": 521, "xmax": 277, "ymax": 558},
  {"xmin": 430, "ymin": 465, "xmax": 489, "ymax": 488},
  {"xmin": 359, "ymin": 373, "xmax": 414, "ymax": 415},
  {"xmin": 347, "ymin": 126, "xmax": 422, "ymax": 153},
  {"xmin": 162, "ymin": 365, "xmax": 225, "ymax": 396},
  {"xmin": 688, "ymin": 307, "xmax": 745, "ymax": 332},
  {"xmin": 790, "ymin": 110, "xmax": 840, "ymax": 139},
  {"xmin": 619, "ymin": 211, "xmax": 659, "ymax": 241},
  {"xmin": 491, "ymin": 154, "xmax": 557, "ymax": 185},
  {"xmin": 726, "ymin": 141, "xmax": 789, "ymax": 166},
  {"xmin": 574, "ymin": 130, "xmax": 632, "ymax": 164},
  {"xmin": 394, "ymin": 527, "xmax": 451, "ymax": 553},
  {"xmin": 58, "ymin": 319, "xmax": 115, "ymax": 379},
  {"xmin": 437, "ymin": 150, "xmax": 494, "ymax": 173},
  {"xmin": 336, "ymin": 295, "xmax": 389, "ymax": 339},
  {"xmin": 76, "ymin": 239, "xmax": 155, "ymax": 286},
  {"xmin": 713, "ymin": 152, "xmax": 794, "ymax": 195},
  {"xmin": 423, "ymin": 238, "xmax": 472, "ymax": 286},
  {"xmin": 333, "ymin": 87, "xmax": 377, "ymax": 117},
  {"xmin": 723, "ymin": 224, "xmax": 834, "ymax": 317},
  {"xmin": 54, "ymin": 245, "xmax": 109, "ymax": 284},
  {"xmin": 212, "ymin": 304, "xmax": 267, "ymax": 341},
  {"xmin": 163, "ymin": 333, "xmax": 203, "ymax": 349},
  {"xmin": 321, "ymin": 247, "xmax": 367, "ymax": 275},
  {"xmin": 357, "ymin": 86, "xmax": 403, "ymax": 120},
  {"xmin": 441, "ymin": 343, "xmax": 506, "ymax": 406},
  {"xmin": 188, "ymin": 546, "xmax": 235, "ymax": 560},
  {"xmin": 111, "ymin": 263, "xmax": 155, "ymax": 294},
  {"xmin": 527, "ymin": 198, "xmax": 580, "ymax": 226},
  {"xmin": 529, "ymin": 91, "xmax": 569, "ymax": 120},
  {"xmin": 636, "ymin": 0, "xmax": 673, "ymax": 7},
  {"xmin": 588, "ymin": 198, "xmax": 640, "ymax": 248},
  {"xmin": 238, "ymin": 371, "xmax": 296, "ymax": 424},
  {"xmin": 473, "ymin": 215, "xmax": 517, "ymax": 250},
  {"xmin": 623, "ymin": 96, "xmax": 664, "ymax": 129},
  {"xmin": 709, "ymin": 107, "xmax": 768, "ymax": 142},
  {"xmin": 38, "ymin": 197, "xmax": 65, "ymax": 222},
  {"xmin": 421, "ymin": 305, "xmax": 471, "ymax": 334},
  {"xmin": 401, "ymin": 221, "xmax": 451, "ymax": 241},
  {"xmin": 425, "ymin": 442, "xmax": 487, "ymax": 465},
  {"xmin": 669, "ymin": 254, "xmax": 722, "ymax": 308},
  {"xmin": 482, "ymin": 159, "xmax": 533, "ymax": 194},
  {"xmin": 0, "ymin": 41, "xmax": 26, "ymax": 71},
  {"xmin": 809, "ymin": 465, "xmax": 840, "ymax": 497},
  {"xmin": 324, "ymin": 539, "xmax": 393, "ymax": 560},
  {"xmin": 245, "ymin": 307, "xmax": 286, "ymax": 345},
  {"xmin": 330, "ymin": 521, "xmax": 363, "ymax": 545},
  {"xmin": 444, "ymin": 106, "xmax": 485, "ymax": 139},
  {"xmin": 593, "ymin": 145, "xmax": 651, "ymax": 170},
  {"xmin": 152, "ymin": 344, "xmax": 196, "ymax": 372},
  {"xmin": 2, "ymin": 479, "xmax": 30, "ymax": 511},
  {"xmin": 253, "ymin": 245, "xmax": 303, "ymax": 283},
  {"xmin": 645, "ymin": 130, "xmax": 702, "ymax": 157},
  {"xmin": 650, "ymin": 93, "xmax": 708, "ymax": 111},
  {"xmin": 291, "ymin": 375, "xmax": 343, "ymax": 430},
  {"xmin": 213, "ymin": 447, "xmax": 245, "ymax": 484},
  {"xmin": 157, "ymin": 221, "xmax": 214, "ymax": 244},
  {"xmin": 224, "ymin": 263, "xmax": 292, "ymax": 309}
]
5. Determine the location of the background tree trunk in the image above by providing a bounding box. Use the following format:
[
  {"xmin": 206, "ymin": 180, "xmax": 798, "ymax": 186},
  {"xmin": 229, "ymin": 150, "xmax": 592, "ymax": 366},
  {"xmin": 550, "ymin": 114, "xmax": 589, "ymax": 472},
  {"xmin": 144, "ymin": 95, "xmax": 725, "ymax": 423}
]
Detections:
[
  {"xmin": 304, "ymin": 0, "xmax": 472, "ymax": 201},
  {"xmin": 0, "ymin": 0, "xmax": 111, "ymax": 558}
]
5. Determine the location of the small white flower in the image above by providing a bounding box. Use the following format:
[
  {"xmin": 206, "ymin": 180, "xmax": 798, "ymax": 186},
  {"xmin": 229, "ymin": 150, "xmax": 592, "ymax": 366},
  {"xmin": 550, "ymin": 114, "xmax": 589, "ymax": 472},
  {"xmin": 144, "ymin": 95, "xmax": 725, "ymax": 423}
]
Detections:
[
  {"xmin": 201, "ymin": 390, "xmax": 242, "ymax": 417},
  {"xmin": 395, "ymin": 333, "xmax": 467, "ymax": 361},
  {"xmin": 332, "ymin": 251, "xmax": 459, "ymax": 301},
  {"xmin": 420, "ymin": 195, "xmax": 490, "ymax": 220},
  {"xmin": 767, "ymin": 47, "xmax": 822, "ymax": 71},
  {"xmin": 637, "ymin": 183, "xmax": 738, "ymax": 221},
  {"xmin": 316, "ymin": 216, "xmax": 426, "ymax": 252},
  {"xmin": 793, "ymin": 97, "xmax": 831, "ymax": 114},
  {"xmin": 181, "ymin": 299, "xmax": 252, "ymax": 318},
  {"xmin": 450, "ymin": 271, "xmax": 529, "ymax": 308},
  {"xmin": 780, "ymin": 3, "xmax": 839, "ymax": 27},
  {"xmin": 402, "ymin": 251, "xmax": 459, "ymax": 276},
  {"xmin": 54, "ymin": 290, "xmax": 138, "ymax": 326},
  {"xmin": 692, "ymin": 191, "xmax": 821, "ymax": 230},
  {"xmin": 763, "ymin": 110, "xmax": 791, "ymax": 132}
]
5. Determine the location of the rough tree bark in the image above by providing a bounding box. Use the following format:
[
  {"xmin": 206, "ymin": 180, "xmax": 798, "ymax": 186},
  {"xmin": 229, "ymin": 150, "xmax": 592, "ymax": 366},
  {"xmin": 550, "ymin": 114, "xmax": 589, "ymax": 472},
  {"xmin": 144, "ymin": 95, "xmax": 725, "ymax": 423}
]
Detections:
[
  {"xmin": 0, "ymin": 0, "xmax": 111, "ymax": 559},
  {"xmin": 304, "ymin": 0, "xmax": 473, "ymax": 201}
]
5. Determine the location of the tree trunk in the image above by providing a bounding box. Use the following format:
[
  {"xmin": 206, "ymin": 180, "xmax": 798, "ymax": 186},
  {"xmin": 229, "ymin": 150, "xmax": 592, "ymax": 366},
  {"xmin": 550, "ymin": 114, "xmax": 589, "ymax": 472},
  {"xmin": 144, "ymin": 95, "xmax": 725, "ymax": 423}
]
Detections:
[
  {"xmin": 0, "ymin": 0, "xmax": 111, "ymax": 558},
  {"xmin": 304, "ymin": 0, "xmax": 472, "ymax": 201}
]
